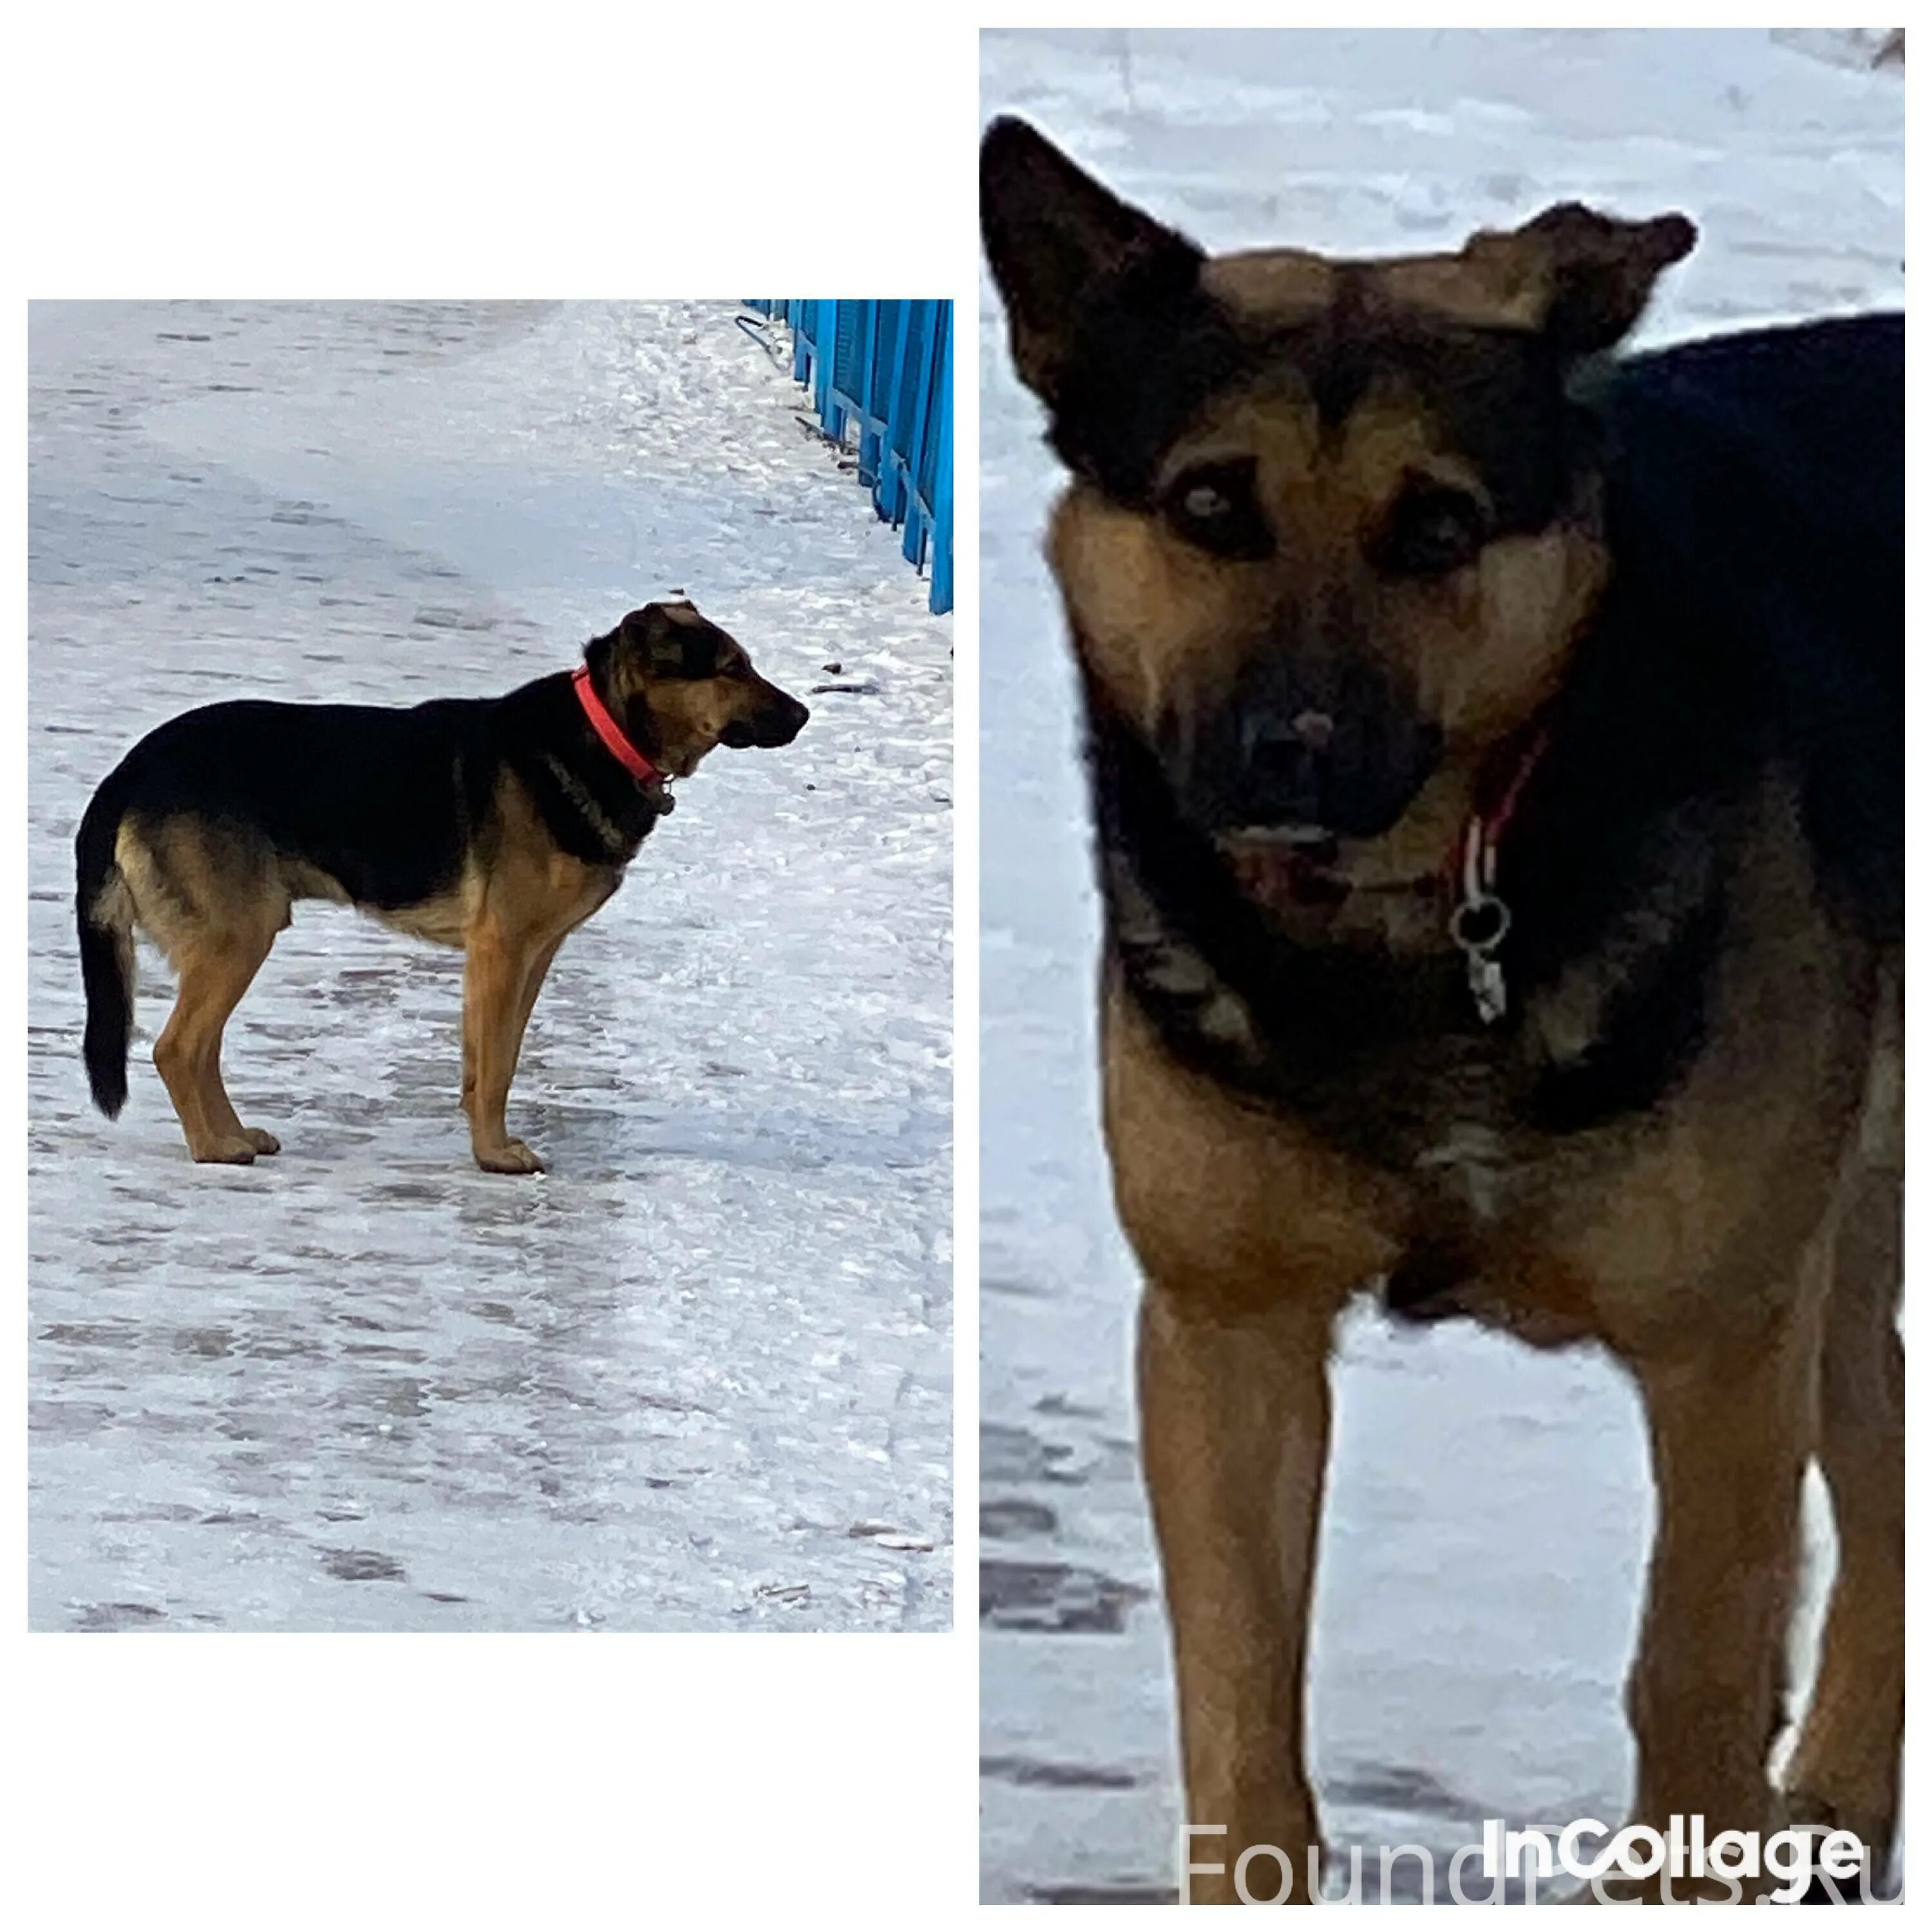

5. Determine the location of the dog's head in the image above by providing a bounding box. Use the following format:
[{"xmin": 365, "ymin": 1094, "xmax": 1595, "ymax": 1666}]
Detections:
[
  {"xmin": 592, "ymin": 600, "xmax": 809, "ymax": 777},
  {"xmin": 981, "ymin": 118, "xmax": 1693, "ymax": 922}
]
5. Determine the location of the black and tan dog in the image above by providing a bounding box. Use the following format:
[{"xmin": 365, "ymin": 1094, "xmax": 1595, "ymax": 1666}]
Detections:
[
  {"xmin": 983, "ymin": 119, "xmax": 1901, "ymax": 1902},
  {"xmin": 76, "ymin": 600, "xmax": 808, "ymax": 1175}
]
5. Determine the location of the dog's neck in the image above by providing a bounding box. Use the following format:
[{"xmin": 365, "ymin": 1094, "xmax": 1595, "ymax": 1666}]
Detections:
[
  {"xmin": 1081, "ymin": 643, "xmax": 1745, "ymax": 1163},
  {"xmin": 572, "ymin": 663, "xmax": 663, "ymax": 786},
  {"xmin": 1083, "ymin": 686, "xmax": 1471, "ymax": 1096},
  {"xmin": 500, "ymin": 669, "xmax": 677, "ymax": 874}
]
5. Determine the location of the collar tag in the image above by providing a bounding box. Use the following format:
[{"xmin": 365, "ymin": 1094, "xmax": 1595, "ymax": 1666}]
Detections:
[
  {"xmin": 1449, "ymin": 723, "xmax": 1546, "ymax": 1027},
  {"xmin": 1452, "ymin": 820, "xmax": 1512, "ymax": 1024}
]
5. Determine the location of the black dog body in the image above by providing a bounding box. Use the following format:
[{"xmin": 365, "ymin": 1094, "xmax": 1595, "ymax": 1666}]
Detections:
[
  {"xmin": 76, "ymin": 600, "xmax": 808, "ymax": 1171},
  {"xmin": 80, "ymin": 676, "xmax": 666, "ymax": 940}
]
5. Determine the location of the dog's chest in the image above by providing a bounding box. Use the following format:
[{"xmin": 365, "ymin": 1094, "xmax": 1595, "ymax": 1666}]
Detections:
[
  {"xmin": 1412, "ymin": 1114, "xmax": 1511, "ymax": 1222},
  {"xmin": 1325, "ymin": 1036, "xmax": 1529, "ymax": 1220}
]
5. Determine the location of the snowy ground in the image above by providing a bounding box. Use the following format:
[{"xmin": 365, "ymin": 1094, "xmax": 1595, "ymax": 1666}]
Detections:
[
  {"xmin": 29, "ymin": 301, "xmax": 952, "ymax": 1632},
  {"xmin": 979, "ymin": 30, "xmax": 1903, "ymax": 1902}
]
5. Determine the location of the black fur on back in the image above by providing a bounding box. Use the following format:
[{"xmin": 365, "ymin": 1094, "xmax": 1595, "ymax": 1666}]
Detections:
[
  {"xmin": 1592, "ymin": 312, "xmax": 1902, "ymax": 946},
  {"xmin": 84, "ymin": 660, "xmax": 670, "ymax": 913}
]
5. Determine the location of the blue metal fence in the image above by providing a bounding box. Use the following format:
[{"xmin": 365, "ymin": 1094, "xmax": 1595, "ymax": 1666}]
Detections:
[{"xmin": 743, "ymin": 300, "xmax": 952, "ymax": 615}]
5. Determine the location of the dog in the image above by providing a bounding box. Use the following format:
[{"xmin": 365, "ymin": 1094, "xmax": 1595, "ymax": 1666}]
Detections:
[
  {"xmin": 981, "ymin": 118, "xmax": 1901, "ymax": 1902},
  {"xmin": 76, "ymin": 599, "xmax": 809, "ymax": 1175}
]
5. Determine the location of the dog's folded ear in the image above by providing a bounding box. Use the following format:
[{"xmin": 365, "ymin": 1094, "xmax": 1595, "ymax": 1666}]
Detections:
[
  {"xmin": 619, "ymin": 603, "xmax": 675, "ymax": 667},
  {"xmin": 620, "ymin": 603, "xmax": 721, "ymax": 677},
  {"xmin": 980, "ymin": 117, "xmax": 1206, "ymax": 406},
  {"xmin": 1461, "ymin": 203, "xmax": 1698, "ymax": 357}
]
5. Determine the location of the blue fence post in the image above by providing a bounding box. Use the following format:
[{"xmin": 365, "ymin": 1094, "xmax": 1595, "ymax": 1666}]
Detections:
[
  {"xmin": 744, "ymin": 297, "xmax": 951, "ymax": 617},
  {"xmin": 813, "ymin": 301, "xmax": 837, "ymax": 429},
  {"xmin": 928, "ymin": 316, "xmax": 953, "ymax": 614},
  {"xmin": 900, "ymin": 303, "xmax": 940, "ymax": 573},
  {"xmin": 877, "ymin": 303, "xmax": 916, "ymax": 528},
  {"xmin": 855, "ymin": 302, "xmax": 882, "ymax": 487}
]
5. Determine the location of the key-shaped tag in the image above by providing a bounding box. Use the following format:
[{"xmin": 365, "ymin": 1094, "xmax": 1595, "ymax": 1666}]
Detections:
[
  {"xmin": 1465, "ymin": 946, "xmax": 1508, "ymax": 1025},
  {"xmin": 1450, "ymin": 891, "xmax": 1511, "ymax": 1027}
]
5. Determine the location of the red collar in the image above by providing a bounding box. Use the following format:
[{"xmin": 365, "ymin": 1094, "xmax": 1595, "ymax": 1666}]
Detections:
[
  {"xmin": 1464, "ymin": 721, "xmax": 1549, "ymax": 875},
  {"xmin": 572, "ymin": 663, "xmax": 662, "ymax": 786}
]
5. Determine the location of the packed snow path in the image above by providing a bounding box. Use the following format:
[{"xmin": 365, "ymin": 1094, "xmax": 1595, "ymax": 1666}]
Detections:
[
  {"xmin": 979, "ymin": 28, "xmax": 1902, "ymax": 1901},
  {"xmin": 30, "ymin": 301, "xmax": 952, "ymax": 1632}
]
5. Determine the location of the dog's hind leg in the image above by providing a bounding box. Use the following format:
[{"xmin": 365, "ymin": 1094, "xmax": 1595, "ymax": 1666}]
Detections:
[
  {"xmin": 1139, "ymin": 1287, "xmax": 1337, "ymax": 1905},
  {"xmin": 1618, "ymin": 1307, "xmax": 1819, "ymax": 1899},
  {"xmin": 153, "ymin": 922, "xmax": 281, "ymax": 1164},
  {"xmin": 1783, "ymin": 1157, "xmax": 1903, "ymax": 1889}
]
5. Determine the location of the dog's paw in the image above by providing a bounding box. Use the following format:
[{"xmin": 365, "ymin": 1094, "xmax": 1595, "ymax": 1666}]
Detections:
[
  {"xmin": 474, "ymin": 1139, "xmax": 545, "ymax": 1176},
  {"xmin": 240, "ymin": 1126, "xmax": 281, "ymax": 1155},
  {"xmin": 190, "ymin": 1136, "xmax": 259, "ymax": 1165}
]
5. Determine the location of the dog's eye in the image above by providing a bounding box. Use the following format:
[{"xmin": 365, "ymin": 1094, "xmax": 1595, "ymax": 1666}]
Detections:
[
  {"xmin": 1378, "ymin": 486, "xmax": 1490, "ymax": 576},
  {"xmin": 1162, "ymin": 460, "xmax": 1274, "ymax": 562}
]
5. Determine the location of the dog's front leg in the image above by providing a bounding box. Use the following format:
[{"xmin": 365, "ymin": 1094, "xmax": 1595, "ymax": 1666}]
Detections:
[
  {"xmin": 1616, "ymin": 1311, "xmax": 1816, "ymax": 1899},
  {"xmin": 1784, "ymin": 1180, "xmax": 1903, "ymax": 1882},
  {"xmin": 1140, "ymin": 1285, "xmax": 1335, "ymax": 1905},
  {"xmin": 462, "ymin": 921, "xmax": 545, "ymax": 1175}
]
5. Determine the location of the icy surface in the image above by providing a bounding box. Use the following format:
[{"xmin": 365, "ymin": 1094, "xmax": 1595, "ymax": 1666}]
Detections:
[
  {"xmin": 978, "ymin": 29, "xmax": 1902, "ymax": 1902},
  {"xmin": 30, "ymin": 301, "xmax": 952, "ymax": 1632}
]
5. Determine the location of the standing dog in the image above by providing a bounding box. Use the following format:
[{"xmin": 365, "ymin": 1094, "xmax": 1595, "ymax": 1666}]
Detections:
[
  {"xmin": 77, "ymin": 600, "xmax": 808, "ymax": 1174},
  {"xmin": 982, "ymin": 118, "xmax": 1900, "ymax": 1901}
]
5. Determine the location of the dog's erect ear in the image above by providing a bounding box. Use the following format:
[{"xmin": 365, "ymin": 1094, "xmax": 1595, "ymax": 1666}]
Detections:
[
  {"xmin": 619, "ymin": 602, "xmax": 721, "ymax": 677},
  {"xmin": 981, "ymin": 117, "xmax": 1205, "ymax": 404},
  {"xmin": 1462, "ymin": 203, "xmax": 1697, "ymax": 356}
]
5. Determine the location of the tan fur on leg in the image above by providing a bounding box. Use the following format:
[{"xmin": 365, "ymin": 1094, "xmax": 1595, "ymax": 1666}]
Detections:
[
  {"xmin": 1140, "ymin": 1287, "xmax": 1338, "ymax": 1904},
  {"xmin": 1613, "ymin": 1309, "xmax": 1819, "ymax": 1900},
  {"xmin": 462, "ymin": 927, "xmax": 545, "ymax": 1174},
  {"xmin": 153, "ymin": 925, "xmax": 280, "ymax": 1163},
  {"xmin": 1784, "ymin": 1164, "xmax": 1903, "ymax": 1872}
]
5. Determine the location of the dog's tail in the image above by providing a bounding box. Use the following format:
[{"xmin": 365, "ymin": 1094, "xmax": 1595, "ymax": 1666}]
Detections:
[{"xmin": 75, "ymin": 783, "xmax": 137, "ymax": 1119}]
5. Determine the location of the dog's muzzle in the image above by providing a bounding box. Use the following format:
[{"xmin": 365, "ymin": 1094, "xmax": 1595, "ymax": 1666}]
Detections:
[
  {"xmin": 724, "ymin": 690, "xmax": 811, "ymax": 750},
  {"xmin": 1217, "ymin": 694, "xmax": 1440, "ymax": 843}
]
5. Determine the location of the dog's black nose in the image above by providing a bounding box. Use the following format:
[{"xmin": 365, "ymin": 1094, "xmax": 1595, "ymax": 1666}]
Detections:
[
  {"xmin": 1286, "ymin": 709, "xmax": 1334, "ymax": 752},
  {"xmin": 1242, "ymin": 713, "xmax": 1334, "ymax": 828},
  {"xmin": 757, "ymin": 694, "xmax": 810, "ymax": 746},
  {"xmin": 1235, "ymin": 704, "xmax": 1438, "ymax": 839}
]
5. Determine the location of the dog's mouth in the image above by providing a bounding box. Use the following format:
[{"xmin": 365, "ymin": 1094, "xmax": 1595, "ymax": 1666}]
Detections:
[
  {"xmin": 1220, "ymin": 822, "xmax": 1349, "ymax": 907},
  {"xmin": 1217, "ymin": 820, "xmax": 1445, "ymax": 922},
  {"xmin": 1182, "ymin": 688, "xmax": 1453, "ymax": 927},
  {"xmin": 1212, "ymin": 717, "xmax": 1550, "ymax": 937},
  {"xmin": 720, "ymin": 696, "xmax": 811, "ymax": 750},
  {"xmin": 1172, "ymin": 686, "xmax": 1446, "ymax": 918}
]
